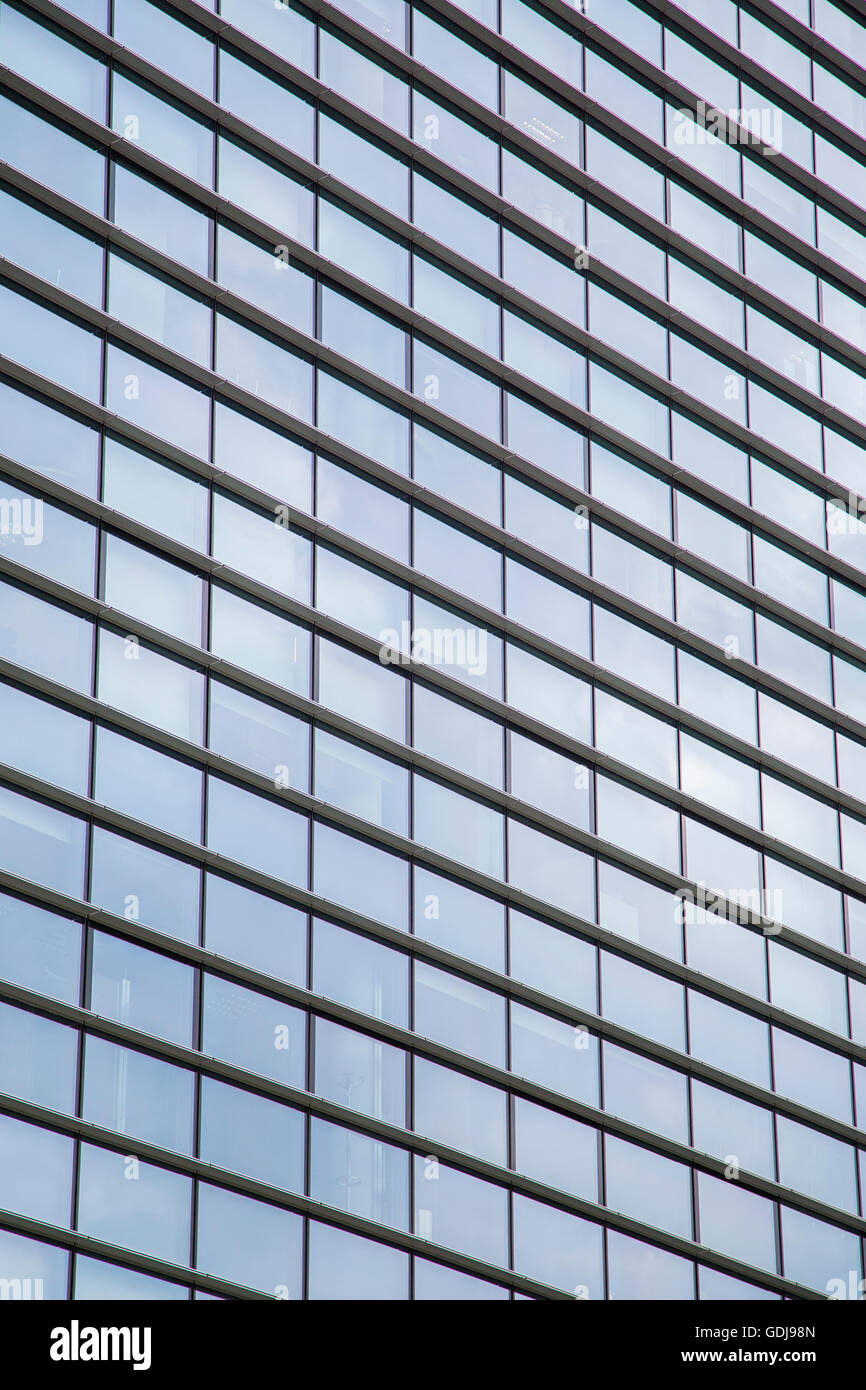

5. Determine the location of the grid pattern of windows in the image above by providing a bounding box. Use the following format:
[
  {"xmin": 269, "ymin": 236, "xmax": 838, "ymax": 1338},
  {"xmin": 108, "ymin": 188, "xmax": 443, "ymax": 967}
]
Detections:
[{"xmin": 0, "ymin": 0, "xmax": 866, "ymax": 1300}]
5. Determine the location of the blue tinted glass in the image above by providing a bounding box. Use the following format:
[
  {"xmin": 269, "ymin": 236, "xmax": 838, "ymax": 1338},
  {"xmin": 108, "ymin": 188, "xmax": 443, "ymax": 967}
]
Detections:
[
  {"xmin": 211, "ymin": 492, "xmax": 312, "ymax": 602},
  {"xmin": 0, "ymin": 579, "xmax": 92, "ymax": 692},
  {"xmin": 0, "ymin": 892, "xmax": 81, "ymax": 1003},
  {"xmin": 0, "ymin": 1113, "xmax": 73, "ymax": 1226},
  {"xmin": 319, "ymin": 197, "xmax": 409, "ymax": 301},
  {"xmin": 413, "ymin": 1056, "xmax": 506, "ymax": 1165},
  {"xmin": 111, "ymin": 72, "xmax": 213, "ymax": 184},
  {"xmin": 0, "ymin": 186, "xmax": 103, "ymax": 306},
  {"xmin": 97, "ymin": 628, "xmax": 204, "ymax": 743},
  {"xmin": 199, "ymin": 1076, "xmax": 305, "ymax": 1193},
  {"xmin": 688, "ymin": 990, "xmax": 771, "ymax": 1089},
  {"xmin": 213, "ymin": 401, "xmax": 312, "ymax": 508},
  {"xmin": 219, "ymin": 0, "xmax": 315, "ymax": 70},
  {"xmin": 108, "ymin": 250, "xmax": 212, "ymax": 366},
  {"xmin": 0, "ymin": 1226, "xmax": 68, "ymax": 1299},
  {"xmin": 308, "ymin": 1219, "xmax": 408, "ymax": 1300},
  {"xmin": 321, "ymin": 285, "xmax": 407, "ymax": 386},
  {"xmin": 514, "ymin": 1096, "xmax": 598, "ymax": 1201},
  {"xmin": 415, "ymin": 960, "xmax": 506, "ymax": 1066},
  {"xmin": 204, "ymin": 873, "xmax": 306, "ymax": 984},
  {"xmin": 413, "ymin": 87, "xmax": 498, "ymax": 190},
  {"xmin": 114, "ymin": 0, "xmax": 214, "ymax": 96},
  {"xmin": 82, "ymin": 1035, "xmax": 195, "ymax": 1153},
  {"xmin": 196, "ymin": 1182, "xmax": 303, "ymax": 1296},
  {"xmin": 413, "ymin": 423, "xmax": 501, "ymax": 523},
  {"xmin": 90, "ymin": 930, "xmax": 195, "ymax": 1047},
  {"xmin": 603, "ymin": 1043, "xmax": 688, "ymax": 1144},
  {"xmin": 414, "ymin": 774, "xmax": 504, "ymax": 879},
  {"xmin": 413, "ymin": 683, "xmax": 503, "ymax": 787},
  {"xmin": 503, "ymin": 146, "xmax": 583, "ymax": 243},
  {"xmin": 209, "ymin": 679, "xmax": 309, "ymax": 789},
  {"xmin": 318, "ymin": 371, "xmax": 410, "ymax": 474},
  {"xmin": 105, "ymin": 345, "xmax": 210, "ymax": 459},
  {"xmin": 605, "ymin": 1135, "xmax": 692, "ymax": 1240},
  {"xmin": 0, "ymin": 682, "xmax": 89, "ymax": 794},
  {"xmin": 216, "ymin": 312, "xmax": 313, "ymax": 419},
  {"xmin": 317, "ymin": 637, "xmax": 407, "ymax": 741},
  {"xmin": 313, "ymin": 822, "xmax": 409, "ymax": 931},
  {"xmin": 510, "ymin": 910, "xmax": 596, "ymax": 1011},
  {"xmin": 74, "ymin": 1257, "xmax": 186, "ymax": 1300},
  {"xmin": 219, "ymin": 49, "xmax": 312, "ymax": 153},
  {"xmin": 772, "ymin": 1027, "xmax": 852, "ymax": 1124},
  {"xmin": 102, "ymin": 437, "xmax": 208, "ymax": 550},
  {"xmin": 513, "ymin": 1193, "xmax": 604, "ymax": 1298},
  {"xmin": 313, "ymin": 918, "xmax": 409, "ymax": 1027},
  {"xmin": 510, "ymin": 732, "xmax": 592, "ymax": 829},
  {"xmin": 210, "ymin": 584, "xmax": 311, "ymax": 695},
  {"xmin": 781, "ymin": 1206, "xmax": 862, "ymax": 1294},
  {"xmin": 414, "ymin": 1257, "xmax": 508, "ymax": 1300},
  {"xmin": 311, "ymin": 1117, "xmax": 409, "ymax": 1230},
  {"xmin": 202, "ymin": 973, "xmax": 306, "ymax": 1088},
  {"xmin": 508, "ymin": 818, "xmax": 595, "ymax": 919},
  {"xmin": 412, "ymin": 171, "xmax": 499, "ymax": 274},
  {"xmin": 0, "ymin": 92, "xmax": 104, "ymax": 213},
  {"xmin": 414, "ymin": 255, "xmax": 500, "ymax": 356},
  {"xmin": 414, "ymin": 339, "xmax": 501, "ymax": 439},
  {"xmin": 217, "ymin": 223, "xmax": 314, "ymax": 335},
  {"xmin": 0, "ymin": 480, "xmax": 95, "ymax": 593},
  {"xmin": 94, "ymin": 726, "xmax": 202, "ymax": 842},
  {"xmin": 206, "ymin": 775, "xmax": 308, "ymax": 887},
  {"xmin": 0, "ymin": 283, "xmax": 101, "ymax": 400},
  {"xmin": 413, "ymin": 867, "xmax": 505, "ymax": 972},
  {"xmin": 77, "ymin": 1143, "xmax": 190, "ymax": 1264},
  {"xmin": 327, "ymin": 481, "xmax": 415, "ymax": 605},
  {"xmin": 113, "ymin": 163, "xmax": 210, "ymax": 275},
  {"xmin": 607, "ymin": 1229, "xmax": 694, "ymax": 1300},
  {"xmin": 0, "ymin": 380, "xmax": 98, "ymax": 495},
  {"xmin": 315, "ymin": 1017, "xmax": 406, "ymax": 1126},
  {"xmin": 414, "ymin": 1155, "xmax": 508, "ymax": 1266},
  {"xmin": 217, "ymin": 136, "xmax": 313, "ymax": 244},
  {"xmin": 511, "ymin": 1002, "xmax": 600, "ymax": 1106},
  {"xmin": 0, "ymin": 784, "xmax": 86, "ymax": 897},
  {"xmin": 319, "ymin": 110, "xmax": 409, "ymax": 218},
  {"xmin": 0, "ymin": 1000, "xmax": 77, "ymax": 1114},
  {"xmin": 321, "ymin": 26, "xmax": 408, "ymax": 130},
  {"xmin": 315, "ymin": 728, "xmax": 408, "ymax": 834}
]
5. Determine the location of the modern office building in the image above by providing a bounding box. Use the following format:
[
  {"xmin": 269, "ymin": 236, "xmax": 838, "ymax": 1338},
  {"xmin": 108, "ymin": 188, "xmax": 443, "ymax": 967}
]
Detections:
[{"xmin": 0, "ymin": 0, "xmax": 866, "ymax": 1303}]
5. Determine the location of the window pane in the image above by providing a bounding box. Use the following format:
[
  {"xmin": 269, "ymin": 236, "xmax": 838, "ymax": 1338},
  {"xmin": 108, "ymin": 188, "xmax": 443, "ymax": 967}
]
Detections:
[
  {"xmin": 513, "ymin": 1194, "xmax": 604, "ymax": 1298},
  {"xmin": 203, "ymin": 872, "xmax": 306, "ymax": 985},
  {"xmin": 414, "ymin": 1156, "xmax": 508, "ymax": 1266},
  {"xmin": 413, "ymin": 866, "xmax": 505, "ymax": 972},
  {"xmin": 77, "ymin": 1143, "xmax": 190, "ymax": 1265},
  {"xmin": 413, "ymin": 1056, "xmax": 506, "ymax": 1165},
  {"xmin": 90, "ymin": 931, "xmax": 195, "ymax": 1047},
  {"xmin": 414, "ymin": 960, "xmax": 505, "ymax": 1066},
  {"xmin": 82, "ymin": 1035, "xmax": 194, "ymax": 1154},
  {"xmin": 0, "ymin": 785, "xmax": 86, "ymax": 898},
  {"xmin": 89, "ymin": 827, "xmax": 200, "ymax": 944},
  {"xmin": 196, "ymin": 1183, "xmax": 302, "ymax": 1296},
  {"xmin": 0, "ymin": 892, "xmax": 81, "ymax": 1004},
  {"xmin": 0, "ymin": 1000, "xmax": 77, "ymax": 1115},
  {"xmin": 311, "ymin": 1117, "xmax": 408, "ymax": 1230},
  {"xmin": 199, "ymin": 1076, "xmax": 304, "ymax": 1194},
  {"xmin": 202, "ymin": 973, "xmax": 306, "ymax": 1088},
  {"xmin": 308, "ymin": 1220, "xmax": 408, "ymax": 1300},
  {"xmin": 315, "ymin": 1017, "xmax": 406, "ymax": 1126},
  {"xmin": 313, "ymin": 822, "xmax": 408, "ymax": 931},
  {"xmin": 0, "ymin": 1114, "xmax": 72, "ymax": 1227}
]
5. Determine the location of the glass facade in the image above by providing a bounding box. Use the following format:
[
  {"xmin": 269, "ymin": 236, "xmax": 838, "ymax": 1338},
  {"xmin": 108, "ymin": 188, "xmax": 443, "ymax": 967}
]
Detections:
[{"xmin": 0, "ymin": 0, "xmax": 865, "ymax": 1302}]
